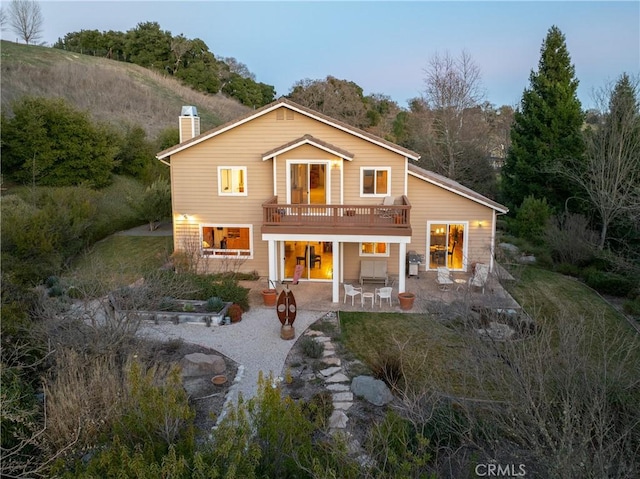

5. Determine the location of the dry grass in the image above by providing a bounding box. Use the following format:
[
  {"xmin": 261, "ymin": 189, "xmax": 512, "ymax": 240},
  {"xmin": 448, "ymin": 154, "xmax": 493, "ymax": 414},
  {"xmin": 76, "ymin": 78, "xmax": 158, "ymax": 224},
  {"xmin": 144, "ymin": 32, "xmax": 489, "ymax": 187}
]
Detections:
[
  {"xmin": 43, "ymin": 349, "xmax": 127, "ymax": 451},
  {"xmin": 0, "ymin": 41, "xmax": 250, "ymax": 139}
]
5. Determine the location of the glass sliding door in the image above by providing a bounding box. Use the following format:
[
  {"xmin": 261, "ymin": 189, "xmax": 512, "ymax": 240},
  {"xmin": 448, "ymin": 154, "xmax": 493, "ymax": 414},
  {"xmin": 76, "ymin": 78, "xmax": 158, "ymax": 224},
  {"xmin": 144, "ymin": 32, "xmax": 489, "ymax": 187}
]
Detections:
[
  {"xmin": 428, "ymin": 223, "xmax": 465, "ymax": 270},
  {"xmin": 283, "ymin": 241, "xmax": 333, "ymax": 281},
  {"xmin": 290, "ymin": 163, "xmax": 327, "ymax": 205}
]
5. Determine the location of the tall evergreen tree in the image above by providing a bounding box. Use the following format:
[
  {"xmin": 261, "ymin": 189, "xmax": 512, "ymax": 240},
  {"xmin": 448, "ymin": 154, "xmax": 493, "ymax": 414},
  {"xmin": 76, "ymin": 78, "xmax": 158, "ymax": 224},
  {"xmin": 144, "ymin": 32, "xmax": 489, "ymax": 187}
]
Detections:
[{"xmin": 501, "ymin": 25, "xmax": 585, "ymax": 212}]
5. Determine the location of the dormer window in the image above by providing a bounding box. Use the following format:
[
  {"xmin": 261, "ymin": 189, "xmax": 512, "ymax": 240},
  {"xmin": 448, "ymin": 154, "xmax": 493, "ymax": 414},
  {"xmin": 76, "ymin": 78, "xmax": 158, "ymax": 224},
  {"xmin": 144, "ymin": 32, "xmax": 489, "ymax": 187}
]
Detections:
[
  {"xmin": 360, "ymin": 167, "xmax": 390, "ymax": 197},
  {"xmin": 218, "ymin": 167, "xmax": 247, "ymax": 196}
]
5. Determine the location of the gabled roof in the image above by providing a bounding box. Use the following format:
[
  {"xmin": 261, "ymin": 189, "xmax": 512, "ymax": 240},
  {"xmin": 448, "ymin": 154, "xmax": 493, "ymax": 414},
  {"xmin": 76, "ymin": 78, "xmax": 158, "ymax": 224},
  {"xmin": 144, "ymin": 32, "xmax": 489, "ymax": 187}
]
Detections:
[
  {"xmin": 262, "ymin": 134, "xmax": 354, "ymax": 161},
  {"xmin": 408, "ymin": 163, "xmax": 509, "ymax": 214},
  {"xmin": 156, "ymin": 97, "xmax": 421, "ymax": 161}
]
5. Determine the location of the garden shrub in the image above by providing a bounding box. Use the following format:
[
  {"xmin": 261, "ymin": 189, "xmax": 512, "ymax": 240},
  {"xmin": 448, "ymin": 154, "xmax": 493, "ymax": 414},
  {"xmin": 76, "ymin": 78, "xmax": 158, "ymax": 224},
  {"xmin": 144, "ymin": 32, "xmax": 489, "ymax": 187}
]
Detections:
[
  {"xmin": 302, "ymin": 391, "xmax": 334, "ymax": 425},
  {"xmin": 182, "ymin": 303, "xmax": 195, "ymax": 312},
  {"xmin": 583, "ymin": 268, "xmax": 637, "ymax": 297},
  {"xmin": 421, "ymin": 401, "xmax": 469, "ymax": 451},
  {"xmin": 554, "ymin": 262, "xmax": 583, "ymax": 278},
  {"xmin": 623, "ymin": 297, "xmax": 640, "ymax": 316},
  {"xmin": 545, "ymin": 212, "xmax": 597, "ymax": 265},
  {"xmin": 513, "ymin": 196, "xmax": 551, "ymax": 244},
  {"xmin": 365, "ymin": 410, "xmax": 434, "ymax": 478},
  {"xmin": 299, "ymin": 337, "xmax": 324, "ymax": 359},
  {"xmin": 246, "ymin": 373, "xmax": 358, "ymax": 478},
  {"xmin": 213, "ymin": 277, "xmax": 250, "ymax": 311},
  {"xmin": 150, "ymin": 272, "xmax": 250, "ymax": 310},
  {"xmin": 205, "ymin": 296, "xmax": 225, "ymax": 312},
  {"xmin": 114, "ymin": 361, "xmax": 195, "ymax": 461}
]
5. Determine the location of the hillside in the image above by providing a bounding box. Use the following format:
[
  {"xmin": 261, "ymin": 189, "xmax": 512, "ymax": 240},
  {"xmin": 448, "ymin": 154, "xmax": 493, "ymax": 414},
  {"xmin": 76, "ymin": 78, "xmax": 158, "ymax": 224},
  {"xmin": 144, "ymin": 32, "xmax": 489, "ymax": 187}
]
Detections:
[{"xmin": 0, "ymin": 41, "xmax": 251, "ymax": 139}]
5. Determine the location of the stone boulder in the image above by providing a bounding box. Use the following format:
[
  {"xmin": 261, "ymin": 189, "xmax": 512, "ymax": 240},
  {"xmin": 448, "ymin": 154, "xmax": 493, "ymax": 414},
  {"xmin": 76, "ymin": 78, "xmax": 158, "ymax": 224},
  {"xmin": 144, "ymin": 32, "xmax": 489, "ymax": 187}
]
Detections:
[
  {"xmin": 180, "ymin": 352, "xmax": 226, "ymax": 377},
  {"xmin": 351, "ymin": 375, "xmax": 394, "ymax": 406}
]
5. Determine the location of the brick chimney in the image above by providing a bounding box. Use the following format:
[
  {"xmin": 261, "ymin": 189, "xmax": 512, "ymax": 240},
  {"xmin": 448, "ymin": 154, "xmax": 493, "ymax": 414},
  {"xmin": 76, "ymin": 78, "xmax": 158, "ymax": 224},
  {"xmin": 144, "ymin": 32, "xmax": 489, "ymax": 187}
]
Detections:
[{"xmin": 179, "ymin": 106, "xmax": 200, "ymax": 142}]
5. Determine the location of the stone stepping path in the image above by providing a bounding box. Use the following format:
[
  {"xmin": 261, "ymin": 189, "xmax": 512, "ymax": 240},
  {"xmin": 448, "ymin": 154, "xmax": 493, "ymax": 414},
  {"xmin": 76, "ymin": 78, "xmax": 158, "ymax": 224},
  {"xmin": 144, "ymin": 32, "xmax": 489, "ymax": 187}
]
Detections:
[{"xmin": 303, "ymin": 314, "xmax": 353, "ymax": 433}]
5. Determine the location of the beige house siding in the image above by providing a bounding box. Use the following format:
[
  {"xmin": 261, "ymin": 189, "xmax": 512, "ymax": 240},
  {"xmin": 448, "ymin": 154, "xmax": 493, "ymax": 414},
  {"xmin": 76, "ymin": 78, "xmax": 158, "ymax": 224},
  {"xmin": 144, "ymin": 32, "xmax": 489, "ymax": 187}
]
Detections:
[
  {"xmin": 342, "ymin": 242, "xmax": 402, "ymax": 283},
  {"xmin": 167, "ymin": 103, "xmax": 503, "ymax": 281},
  {"xmin": 407, "ymin": 175, "xmax": 495, "ymax": 271},
  {"xmin": 170, "ymin": 106, "xmax": 410, "ymax": 276}
]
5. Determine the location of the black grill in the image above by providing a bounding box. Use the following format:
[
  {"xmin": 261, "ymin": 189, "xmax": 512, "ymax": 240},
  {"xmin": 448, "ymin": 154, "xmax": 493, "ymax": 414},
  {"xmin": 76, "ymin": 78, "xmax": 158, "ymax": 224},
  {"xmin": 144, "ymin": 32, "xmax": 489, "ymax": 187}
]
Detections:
[{"xmin": 406, "ymin": 250, "xmax": 425, "ymax": 278}]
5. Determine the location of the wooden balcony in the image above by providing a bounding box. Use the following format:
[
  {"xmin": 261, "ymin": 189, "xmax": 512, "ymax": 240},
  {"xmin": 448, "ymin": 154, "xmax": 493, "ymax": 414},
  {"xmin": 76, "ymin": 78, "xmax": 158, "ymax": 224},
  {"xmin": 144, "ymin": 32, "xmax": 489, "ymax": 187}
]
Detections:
[{"xmin": 262, "ymin": 196, "xmax": 412, "ymax": 236}]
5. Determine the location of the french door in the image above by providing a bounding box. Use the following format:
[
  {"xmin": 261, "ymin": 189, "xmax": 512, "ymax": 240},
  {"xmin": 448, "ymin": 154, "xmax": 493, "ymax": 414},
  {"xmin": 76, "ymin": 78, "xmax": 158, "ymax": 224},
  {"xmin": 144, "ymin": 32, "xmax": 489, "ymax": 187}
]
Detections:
[{"xmin": 289, "ymin": 162, "xmax": 327, "ymax": 205}]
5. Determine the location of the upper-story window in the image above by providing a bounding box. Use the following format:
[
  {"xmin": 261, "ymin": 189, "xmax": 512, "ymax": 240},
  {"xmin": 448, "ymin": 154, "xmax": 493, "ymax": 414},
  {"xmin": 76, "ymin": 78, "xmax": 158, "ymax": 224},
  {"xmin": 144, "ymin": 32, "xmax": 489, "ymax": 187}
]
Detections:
[
  {"xmin": 218, "ymin": 167, "xmax": 247, "ymax": 195},
  {"xmin": 360, "ymin": 167, "xmax": 390, "ymax": 196}
]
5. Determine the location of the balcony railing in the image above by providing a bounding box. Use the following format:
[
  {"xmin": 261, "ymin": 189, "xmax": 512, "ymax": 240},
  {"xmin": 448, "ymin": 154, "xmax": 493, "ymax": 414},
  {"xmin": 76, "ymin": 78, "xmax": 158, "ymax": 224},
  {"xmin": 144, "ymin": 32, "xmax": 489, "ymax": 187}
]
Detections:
[{"xmin": 262, "ymin": 196, "xmax": 411, "ymax": 229}]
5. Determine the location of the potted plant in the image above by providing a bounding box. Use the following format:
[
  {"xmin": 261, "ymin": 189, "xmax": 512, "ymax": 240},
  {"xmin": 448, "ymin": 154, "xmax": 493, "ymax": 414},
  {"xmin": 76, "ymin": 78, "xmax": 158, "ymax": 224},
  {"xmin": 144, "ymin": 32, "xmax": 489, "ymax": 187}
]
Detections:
[
  {"xmin": 262, "ymin": 281, "xmax": 278, "ymax": 307},
  {"xmin": 398, "ymin": 292, "xmax": 416, "ymax": 310},
  {"xmin": 227, "ymin": 303, "xmax": 243, "ymax": 323}
]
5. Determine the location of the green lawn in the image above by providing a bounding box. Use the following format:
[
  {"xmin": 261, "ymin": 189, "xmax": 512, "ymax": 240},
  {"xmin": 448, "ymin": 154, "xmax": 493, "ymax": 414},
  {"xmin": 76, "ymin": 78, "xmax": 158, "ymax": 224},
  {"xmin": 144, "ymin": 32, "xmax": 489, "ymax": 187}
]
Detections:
[
  {"xmin": 68, "ymin": 235, "xmax": 174, "ymax": 293},
  {"xmin": 339, "ymin": 312, "xmax": 505, "ymax": 399},
  {"xmin": 340, "ymin": 266, "xmax": 639, "ymax": 400}
]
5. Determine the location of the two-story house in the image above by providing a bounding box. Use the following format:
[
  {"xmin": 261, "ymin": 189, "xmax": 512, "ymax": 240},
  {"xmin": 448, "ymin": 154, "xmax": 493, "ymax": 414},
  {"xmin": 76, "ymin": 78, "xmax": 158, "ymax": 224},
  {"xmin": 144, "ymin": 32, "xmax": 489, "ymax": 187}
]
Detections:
[{"xmin": 157, "ymin": 99, "xmax": 508, "ymax": 303}]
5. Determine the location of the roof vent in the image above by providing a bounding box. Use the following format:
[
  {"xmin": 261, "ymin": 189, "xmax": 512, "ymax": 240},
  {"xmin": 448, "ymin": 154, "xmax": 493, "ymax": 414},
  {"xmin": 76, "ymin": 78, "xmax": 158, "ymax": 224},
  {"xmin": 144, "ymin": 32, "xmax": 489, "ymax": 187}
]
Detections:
[{"xmin": 181, "ymin": 105, "xmax": 198, "ymax": 117}]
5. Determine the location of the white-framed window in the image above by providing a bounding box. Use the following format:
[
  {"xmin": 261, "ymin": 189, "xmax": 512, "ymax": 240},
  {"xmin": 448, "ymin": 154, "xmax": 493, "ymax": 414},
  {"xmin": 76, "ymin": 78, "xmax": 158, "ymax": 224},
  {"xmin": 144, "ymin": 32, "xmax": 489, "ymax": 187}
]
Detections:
[
  {"xmin": 218, "ymin": 167, "xmax": 247, "ymax": 196},
  {"xmin": 201, "ymin": 225, "xmax": 252, "ymax": 258},
  {"xmin": 360, "ymin": 167, "xmax": 390, "ymax": 196},
  {"xmin": 359, "ymin": 242, "xmax": 389, "ymax": 257}
]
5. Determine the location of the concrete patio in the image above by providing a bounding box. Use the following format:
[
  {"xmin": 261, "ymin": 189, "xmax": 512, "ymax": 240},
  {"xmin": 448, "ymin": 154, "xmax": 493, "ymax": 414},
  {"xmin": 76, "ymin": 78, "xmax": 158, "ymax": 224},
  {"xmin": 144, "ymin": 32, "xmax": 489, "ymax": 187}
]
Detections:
[{"xmin": 242, "ymin": 266, "xmax": 521, "ymax": 315}]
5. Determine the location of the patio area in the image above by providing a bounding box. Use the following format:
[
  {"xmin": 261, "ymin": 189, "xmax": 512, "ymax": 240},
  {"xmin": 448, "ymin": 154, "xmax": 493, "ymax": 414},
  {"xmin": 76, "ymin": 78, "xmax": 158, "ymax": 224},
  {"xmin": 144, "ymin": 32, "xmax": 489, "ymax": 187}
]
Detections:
[{"xmin": 242, "ymin": 266, "xmax": 521, "ymax": 315}]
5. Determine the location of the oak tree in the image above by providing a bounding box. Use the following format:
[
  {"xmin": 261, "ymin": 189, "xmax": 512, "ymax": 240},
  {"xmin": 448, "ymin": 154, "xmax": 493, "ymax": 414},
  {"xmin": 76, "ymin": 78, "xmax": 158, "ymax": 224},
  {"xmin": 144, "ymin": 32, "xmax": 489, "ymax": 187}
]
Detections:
[
  {"xmin": 7, "ymin": 0, "xmax": 42, "ymax": 45},
  {"xmin": 563, "ymin": 73, "xmax": 640, "ymax": 249}
]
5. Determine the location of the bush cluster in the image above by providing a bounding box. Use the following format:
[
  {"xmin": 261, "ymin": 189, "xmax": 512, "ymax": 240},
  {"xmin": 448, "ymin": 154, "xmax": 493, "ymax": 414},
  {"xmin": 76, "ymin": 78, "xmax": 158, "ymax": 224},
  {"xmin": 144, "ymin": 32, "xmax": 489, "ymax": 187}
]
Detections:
[
  {"xmin": 583, "ymin": 268, "xmax": 637, "ymax": 297},
  {"xmin": 299, "ymin": 337, "xmax": 324, "ymax": 359}
]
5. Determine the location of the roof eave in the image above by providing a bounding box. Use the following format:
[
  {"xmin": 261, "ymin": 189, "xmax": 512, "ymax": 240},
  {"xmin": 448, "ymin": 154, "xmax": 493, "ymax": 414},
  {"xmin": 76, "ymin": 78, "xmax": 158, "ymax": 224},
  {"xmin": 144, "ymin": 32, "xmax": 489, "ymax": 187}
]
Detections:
[{"xmin": 156, "ymin": 98, "xmax": 421, "ymax": 161}]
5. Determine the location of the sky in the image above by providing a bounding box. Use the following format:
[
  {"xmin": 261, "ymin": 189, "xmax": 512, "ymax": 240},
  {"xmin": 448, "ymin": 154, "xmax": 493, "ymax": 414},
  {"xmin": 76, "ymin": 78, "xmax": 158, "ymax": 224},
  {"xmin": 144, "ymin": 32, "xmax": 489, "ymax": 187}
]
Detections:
[{"xmin": 6, "ymin": 1, "xmax": 640, "ymax": 109}]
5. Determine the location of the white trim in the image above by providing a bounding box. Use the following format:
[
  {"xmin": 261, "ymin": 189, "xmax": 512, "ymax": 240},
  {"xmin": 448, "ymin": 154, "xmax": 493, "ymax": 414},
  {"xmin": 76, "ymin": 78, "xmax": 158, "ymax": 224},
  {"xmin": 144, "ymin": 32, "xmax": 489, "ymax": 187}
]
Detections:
[
  {"xmin": 425, "ymin": 221, "xmax": 468, "ymax": 271},
  {"xmin": 262, "ymin": 233, "xmax": 411, "ymax": 243},
  {"xmin": 217, "ymin": 166, "xmax": 248, "ymax": 196},
  {"xmin": 398, "ymin": 242, "xmax": 406, "ymax": 293},
  {"xmin": 359, "ymin": 242, "xmax": 390, "ymax": 257},
  {"xmin": 332, "ymin": 240, "xmax": 340, "ymax": 302},
  {"xmin": 408, "ymin": 169, "xmax": 508, "ymax": 213},
  {"xmin": 272, "ymin": 156, "xmax": 278, "ymax": 197},
  {"xmin": 262, "ymin": 137, "xmax": 354, "ymax": 161},
  {"xmin": 490, "ymin": 209, "xmax": 496, "ymax": 272},
  {"xmin": 360, "ymin": 166, "xmax": 391, "ymax": 197},
  {"xmin": 158, "ymin": 101, "xmax": 421, "ymax": 160},
  {"xmin": 404, "ymin": 158, "xmax": 408, "ymax": 197},
  {"xmin": 286, "ymin": 159, "xmax": 331, "ymax": 205}
]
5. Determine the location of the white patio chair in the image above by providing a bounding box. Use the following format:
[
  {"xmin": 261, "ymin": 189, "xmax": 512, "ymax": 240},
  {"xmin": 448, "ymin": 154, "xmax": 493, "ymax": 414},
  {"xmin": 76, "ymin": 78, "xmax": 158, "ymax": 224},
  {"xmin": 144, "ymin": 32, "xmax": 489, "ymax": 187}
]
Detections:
[
  {"xmin": 436, "ymin": 267, "xmax": 454, "ymax": 291},
  {"xmin": 468, "ymin": 263, "xmax": 489, "ymax": 294},
  {"xmin": 375, "ymin": 287, "xmax": 393, "ymax": 307},
  {"xmin": 343, "ymin": 283, "xmax": 363, "ymax": 305}
]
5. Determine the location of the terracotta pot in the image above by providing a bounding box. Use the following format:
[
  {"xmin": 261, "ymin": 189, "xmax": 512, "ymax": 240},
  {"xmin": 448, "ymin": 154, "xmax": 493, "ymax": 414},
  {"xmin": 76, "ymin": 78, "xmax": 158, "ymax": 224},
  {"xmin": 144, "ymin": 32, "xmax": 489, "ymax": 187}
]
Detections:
[
  {"xmin": 398, "ymin": 292, "xmax": 416, "ymax": 310},
  {"xmin": 212, "ymin": 374, "xmax": 227, "ymax": 385},
  {"xmin": 262, "ymin": 289, "xmax": 277, "ymax": 306}
]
